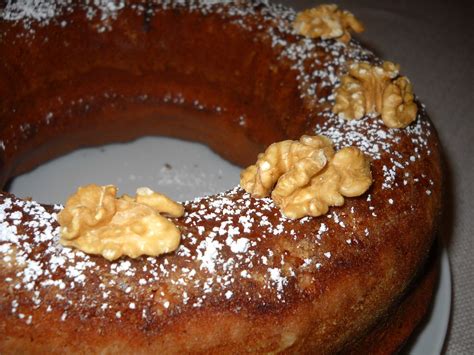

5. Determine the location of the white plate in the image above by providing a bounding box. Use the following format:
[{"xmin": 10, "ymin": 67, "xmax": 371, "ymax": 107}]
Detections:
[
  {"xmin": 8, "ymin": 136, "xmax": 452, "ymax": 353},
  {"xmin": 8, "ymin": 137, "xmax": 241, "ymax": 204}
]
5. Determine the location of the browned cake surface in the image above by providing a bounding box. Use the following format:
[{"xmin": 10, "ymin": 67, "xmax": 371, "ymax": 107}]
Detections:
[
  {"xmin": 346, "ymin": 246, "xmax": 439, "ymax": 354},
  {"xmin": 0, "ymin": 1, "xmax": 443, "ymax": 353}
]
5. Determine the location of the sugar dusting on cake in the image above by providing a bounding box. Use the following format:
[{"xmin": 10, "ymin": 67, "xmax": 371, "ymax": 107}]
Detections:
[
  {"xmin": 0, "ymin": 0, "xmax": 438, "ymax": 326},
  {"xmin": 0, "ymin": 187, "xmax": 332, "ymax": 324}
]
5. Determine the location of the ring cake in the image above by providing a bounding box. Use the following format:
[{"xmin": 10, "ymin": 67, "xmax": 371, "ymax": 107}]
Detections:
[{"xmin": 0, "ymin": 1, "xmax": 443, "ymax": 353}]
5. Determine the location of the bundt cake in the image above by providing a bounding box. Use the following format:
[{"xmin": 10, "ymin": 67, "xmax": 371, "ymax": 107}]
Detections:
[{"xmin": 0, "ymin": 1, "xmax": 443, "ymax": 353}]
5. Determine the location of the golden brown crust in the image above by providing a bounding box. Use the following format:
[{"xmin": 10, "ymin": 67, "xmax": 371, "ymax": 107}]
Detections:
[
  {"xmin": 345, "ymin": 245, "xmax": 439, "ymax": 354},
  {"xmin": 0, "ymin": 1, "xmax": 443, "ymax": 353}
]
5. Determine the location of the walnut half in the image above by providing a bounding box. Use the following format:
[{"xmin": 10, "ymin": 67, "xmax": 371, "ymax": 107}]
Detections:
[
  {"xmin": 382, "ymin": 76, "xmax": 418, "ymax": 128},
  {"xmin": 240, "ymin": 136, "xmax": 372, "ymax": 219},
  {"xmin": 293, "ymin": 4, "xmax": 364, "ymax": 43},
  {"xmin": 278, "ymin": 146, "xmax": 372, "ymax": 219},
  {"xmin": 333, "ymin": 61, "xmax": 417, "ymax": 128},
  {"xmin": 240, "ymin": 136, "xmax": 334, "ymax": 199},
  {"xmin": 58, "ymin": 184, "xmax": 184, "ymax": 261}
]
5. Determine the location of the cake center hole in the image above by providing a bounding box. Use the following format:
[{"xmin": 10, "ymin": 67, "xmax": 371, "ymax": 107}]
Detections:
[{"xmin": 7, "ymin": 136, "xmax": 241, "ymax": 204}]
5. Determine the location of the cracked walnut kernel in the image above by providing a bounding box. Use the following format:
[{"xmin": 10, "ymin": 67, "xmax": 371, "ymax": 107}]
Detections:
[
  {"xmin": 382, "ymin": 76, "xmax": 418, "ymax": 128},
  {"xmin": 240, "ymin": 135, "xmax": 334, "ymax": 199},
  {"xmin": 333, "ymin": 61, "xmax": 417, "ymax": 128},
  {"xmin": 240, "ymin": 136, "xmax": 372, "ymax": 219},
  {"xmin": 280, "ymin": 147, "xmax": 372, "ymax": 219},
  {"xmin": 58, "ymin": 184, "xmax": 184, "ymax": 261},
  {"xmin": 293, "ymin": 4, "xmax": 364, "ymax": 43}
]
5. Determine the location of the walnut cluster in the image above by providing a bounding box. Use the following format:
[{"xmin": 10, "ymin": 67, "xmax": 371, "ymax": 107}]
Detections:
[
  {"xmin": 333, "ymin": 61, "xmax": 418, "ymax": 128},
  {"xmin": 293, "ymin": 4, "xmax": 364, "ymax": 43},
  {"xmin": 58, "ymin": 184, "xmax": 184, "ymax": 261},
  {"xmin": 240, "ymin": 135, "xmax": 372, "ymax": 219}
]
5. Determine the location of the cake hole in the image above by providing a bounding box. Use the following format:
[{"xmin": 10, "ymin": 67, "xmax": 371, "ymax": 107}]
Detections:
[{"xmin": 7, "ymin": 136, "xmax": 241, "ymax": 204}]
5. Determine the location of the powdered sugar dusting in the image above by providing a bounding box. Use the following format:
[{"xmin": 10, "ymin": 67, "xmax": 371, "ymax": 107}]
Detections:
[
  {"xmin": 1, "ymin": 0, "xmax": 67, "ymax": 24},
  {"xmin": 0, "ymin": 184, "xmax": 370, "ymax": 324}
]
